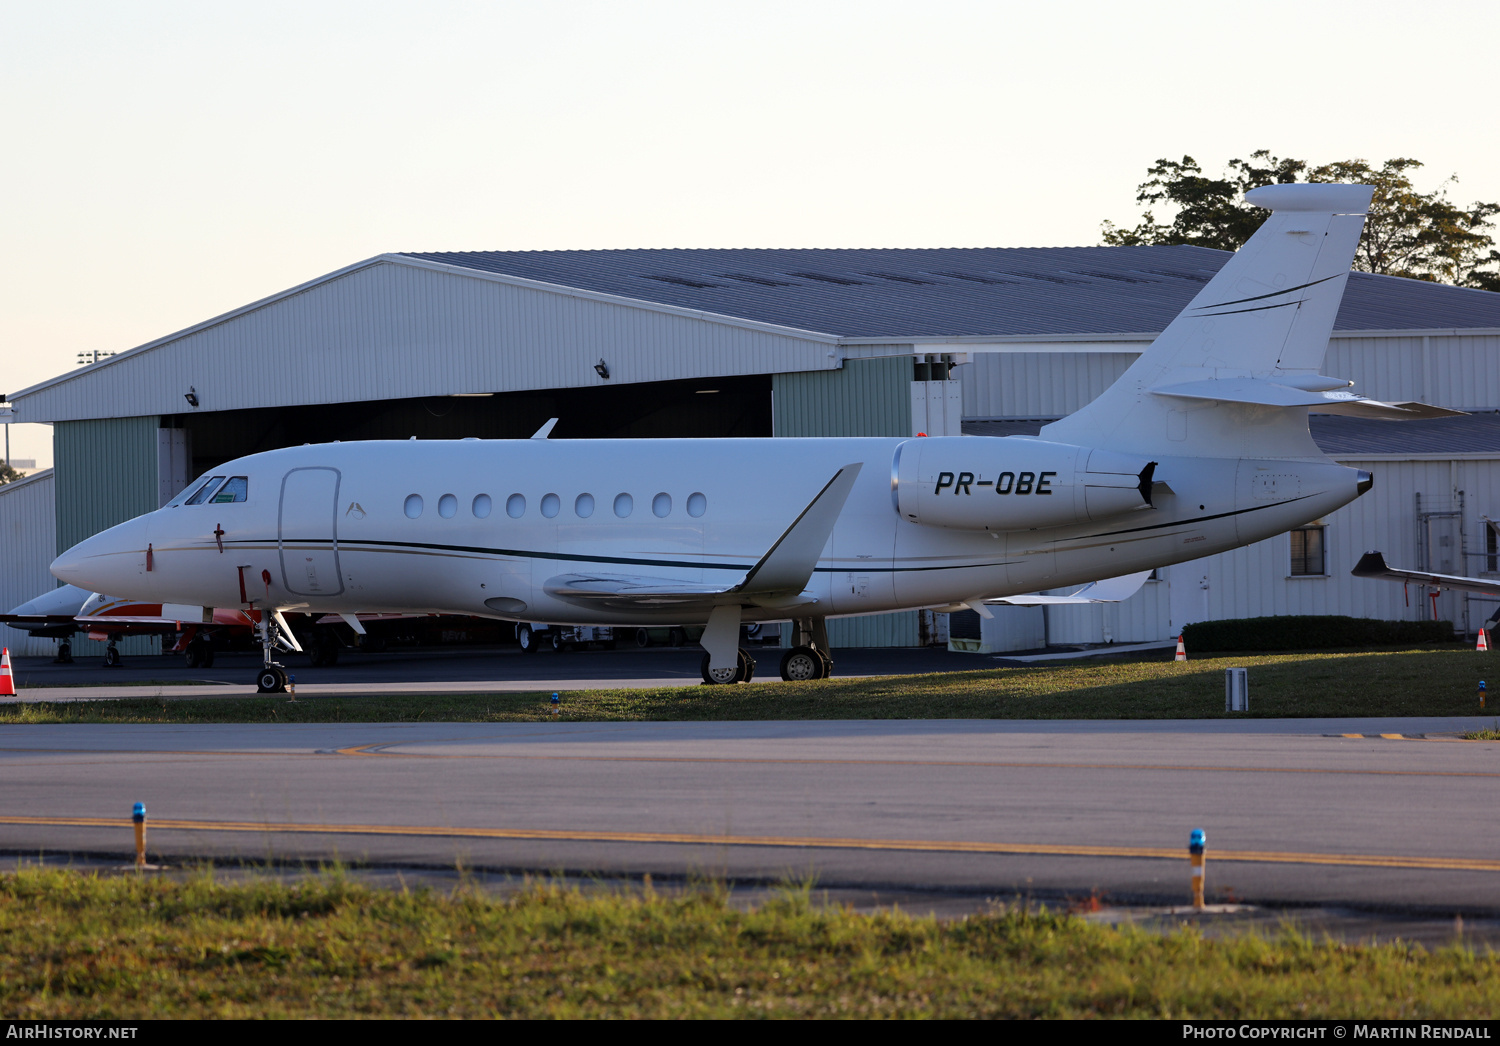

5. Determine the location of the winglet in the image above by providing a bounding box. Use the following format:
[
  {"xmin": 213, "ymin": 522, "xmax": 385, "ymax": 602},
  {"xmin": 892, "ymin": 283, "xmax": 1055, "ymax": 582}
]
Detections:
[
  {"xmin": 735, "ymin": 463, "xmax": 863, "ymax": 597},
  {"xmin": 530, "ymin": 418, "xmax": 559, "ymax": 440}
]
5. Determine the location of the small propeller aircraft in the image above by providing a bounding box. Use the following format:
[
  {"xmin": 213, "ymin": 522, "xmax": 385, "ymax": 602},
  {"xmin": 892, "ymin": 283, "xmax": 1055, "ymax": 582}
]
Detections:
[{"xmin": 53, "ymin": 183, "xmax": 1454, "ymax": 691}]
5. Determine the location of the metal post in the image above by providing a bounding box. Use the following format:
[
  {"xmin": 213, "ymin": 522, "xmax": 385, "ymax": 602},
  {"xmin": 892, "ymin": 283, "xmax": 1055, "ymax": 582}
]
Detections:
[
  {"xmin": 132, "ymin": 802, "xmax": 146, "ymax": 869},
  {"xmin": 1189, "ymin": 828, "xmax": 1206, "ymax": 910}
]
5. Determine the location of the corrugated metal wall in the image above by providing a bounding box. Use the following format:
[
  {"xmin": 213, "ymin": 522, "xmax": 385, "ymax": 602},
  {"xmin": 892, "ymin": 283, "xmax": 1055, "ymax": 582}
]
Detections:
[
  {"xmin": 17, "ymin": 262, "xmax": 840, "ymax": 423},
  {"xmin": 773, "ymin": 356, "xmax": 918, "ymax": 646},
  {"xmin": 0, "ymin": 470, "xmax": 60, "ymax": 657},
  {"xmin": 772, "ymin": 355, "xmax": 912, "ymax": 437},
  {"xmin": 54, "ymin": 417, "xmax": 162, "ymax": 656},
  {"xmin": 963, "ymin": 351, "xmax": 1141, "ymax": 418}
]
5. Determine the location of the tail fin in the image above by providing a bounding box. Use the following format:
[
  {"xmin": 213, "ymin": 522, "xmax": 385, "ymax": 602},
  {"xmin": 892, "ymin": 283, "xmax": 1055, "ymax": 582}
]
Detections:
[{"xmin": 1041, "ymin": 182, "xmax": 1373, "ymax": 458}]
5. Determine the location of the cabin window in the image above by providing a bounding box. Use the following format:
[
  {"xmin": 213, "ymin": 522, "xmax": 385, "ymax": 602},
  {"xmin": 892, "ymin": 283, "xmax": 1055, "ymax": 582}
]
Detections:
[
  {"xmin": 186, "ymin": 477, "xmax": 226, "ymax": 506},
  {"xmin": 687, "ymin": 492, "xmax": 707, "ymax": 518},
  {"xmin": 575, "ymin": 493, "xmax": 595, "ymax": 518},
  {"xmin": 212, "ymin": 477, "xmax": 248, "ymax": 504},
  {"xmin": 614, "ymin": 493, "xmax": 633, "ymax": 518},
  {"xmin": 541, "ymin": 493, "xmax": 560, "ymax": 518},
  {"xmin": 1289, "ymin": 525, "xmax": 1327, "ymax": 576},
  {"xmin": 506, "ymin": 493, "xmax": 526, "ymax": 518},
  {"xmin": 472, "ymin": 494, "xmax": 492, "ymax": 518},
  {"xmin": 652, "ymin": 492, "xmax": 672, "ymax": 518},
  {"xmin": 404, "ymin": 494, "xmax": 423, "ymax": 519},
  {"xmin": 438, "ymin": 493, "xmax": 457, "ymax": 518}
]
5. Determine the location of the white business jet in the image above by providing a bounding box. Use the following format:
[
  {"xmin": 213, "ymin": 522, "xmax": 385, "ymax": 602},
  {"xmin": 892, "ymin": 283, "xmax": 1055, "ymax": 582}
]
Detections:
[{"xmin": 55, "ymin": 183, "xmax": 1437, "ymax": 691}]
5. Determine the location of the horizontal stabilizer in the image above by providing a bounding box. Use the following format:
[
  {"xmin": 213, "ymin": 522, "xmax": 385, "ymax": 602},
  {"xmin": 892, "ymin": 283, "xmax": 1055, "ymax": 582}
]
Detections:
[
  {"xmin": 984, "ymin": 570, "xmax": 1153, "ymax": 607},
  {"xmin": 1351, "ymin": 551, "xmax": 1500, "ymax": 598},
  {"xmin": 1152, "ymin": 378, "xmax": 1465, "ymax": 420}
]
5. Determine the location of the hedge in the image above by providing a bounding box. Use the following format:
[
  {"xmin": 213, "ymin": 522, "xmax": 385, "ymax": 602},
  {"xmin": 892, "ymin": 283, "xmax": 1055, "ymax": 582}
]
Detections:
[{"xmin": 1180, "ymin": 615, "xmax": 1455, "ymax": 652}]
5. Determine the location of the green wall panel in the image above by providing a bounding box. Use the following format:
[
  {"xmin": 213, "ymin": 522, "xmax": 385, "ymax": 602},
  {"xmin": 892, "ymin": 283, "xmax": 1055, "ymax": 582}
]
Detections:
[
  {"xmin": 54, "ymin": 416, "xmax": 161, "ymax": 656},
  {"xmin": 772, "ymin": 355, "xmax": 910, "ymax": 438}
]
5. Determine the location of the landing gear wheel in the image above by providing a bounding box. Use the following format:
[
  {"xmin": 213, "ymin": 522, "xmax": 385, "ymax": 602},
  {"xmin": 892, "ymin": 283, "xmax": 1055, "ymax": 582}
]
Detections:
[
  {"xmin": 308, "ymin": 640, "xmax": 339, "ymax": 667},
  {"xmin": 55, "ymin": 641, "xmax": 72, "ymax": 664},
  {"xmin": 550, "ymin": 632, "xmax": 563, "ymax": 652},
  {"xmin": 517, "ymin": 624, "xmax": 538, "ymax": 654},
  {"xmin": 779, "ymin": 646, "xmax": 826, "ymax": 681},
  {"xmin": 819, "ymin": 651, "xmax": 834, "ymax": 677},
  {"xmin": 185, "ymin": 643, "xmax": 204, "ymax": 669},
  {"xmin": 256, "ymin": 666, "xmax": 288, "ymax": 694},
  {"xmin": 103, "ymin": 646, "xmax": 121, "ymax": 668},
  {"xmin": 669, "ymin": 628, "xmax": 686, "ymax": 647},
  {"xmin": 636, "ymin": 628, "xmax": 652, "ymax": 648},
  {"xmin": 700, "ymin": 649, "xmax": 754, "ymax": 685}
]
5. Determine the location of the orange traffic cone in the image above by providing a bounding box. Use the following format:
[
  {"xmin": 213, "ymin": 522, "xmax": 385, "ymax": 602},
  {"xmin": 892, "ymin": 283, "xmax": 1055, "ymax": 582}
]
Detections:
[
  {"xmin": 1175, "ymin": 634, "xmax": 1187, "ymax": 661},
  {"xmin": 0, "ymin": 648, "xmax": 14, "ymax": 696},
  {"xmin": 1479, "ymin": 629, "xmax": 1490, "ymax": 652}
]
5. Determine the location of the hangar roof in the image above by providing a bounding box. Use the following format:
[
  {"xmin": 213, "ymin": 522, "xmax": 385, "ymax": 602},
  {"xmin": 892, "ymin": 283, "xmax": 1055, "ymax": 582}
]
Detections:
[{"xmin": 401, "ymin": 245, "xmax": 1500, "ymax": 340}]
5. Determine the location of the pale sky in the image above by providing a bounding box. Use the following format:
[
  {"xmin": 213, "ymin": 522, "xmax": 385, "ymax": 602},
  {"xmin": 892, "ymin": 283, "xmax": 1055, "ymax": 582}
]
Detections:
[{"xmin": 4, "ymin": 0, "xmax": 1498, "ymax": 469}]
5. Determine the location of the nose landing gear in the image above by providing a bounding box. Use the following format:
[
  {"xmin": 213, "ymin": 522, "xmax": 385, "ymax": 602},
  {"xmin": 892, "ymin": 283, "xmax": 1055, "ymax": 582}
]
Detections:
[{"xmin": 254, "ymin": 612, "xmax": 296, "ymax": 693}]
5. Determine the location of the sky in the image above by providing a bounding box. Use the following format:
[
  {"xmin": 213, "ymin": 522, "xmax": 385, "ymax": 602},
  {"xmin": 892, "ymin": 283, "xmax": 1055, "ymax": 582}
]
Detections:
[{"xmin": 3, "ymin": 0, "xmax": 1498, "ymax": 470}]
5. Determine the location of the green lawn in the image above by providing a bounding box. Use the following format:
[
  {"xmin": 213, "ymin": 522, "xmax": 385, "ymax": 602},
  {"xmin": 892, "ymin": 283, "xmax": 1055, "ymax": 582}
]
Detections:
[
  {"xmin": 2, "ymin": 646, "xmax": 1493, "ymax": 724},
  {"xmin": 3, "ymin": 868, "xmax": 1497, "ymax": 1019}
]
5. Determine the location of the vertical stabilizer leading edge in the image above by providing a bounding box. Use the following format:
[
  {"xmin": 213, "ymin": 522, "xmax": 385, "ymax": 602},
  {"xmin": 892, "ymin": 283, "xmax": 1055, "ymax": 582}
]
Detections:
[{"xmin": 1040, "ymin": 182, "xmax": 1374, "ymax": 460}]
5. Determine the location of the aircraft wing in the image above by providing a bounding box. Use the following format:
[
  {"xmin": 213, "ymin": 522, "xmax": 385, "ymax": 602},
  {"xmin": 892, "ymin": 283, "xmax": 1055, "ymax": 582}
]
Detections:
[
  {"xmin": 0, "ymin": 613, "xmax": 81, "ymax": 638},
  {"xmin": 74, "ymin": 615, "xmax": 192, "ymax": 637},
  {"xmin": 1351, "ymin": 552, "xmax": 1500, "ymax": 598},
  {"xmin": 983, "ymin": 570, "xmax": 1154, "ymax": 607},
  {"xmin": 544, "ymin": 464, "xmax": 863, "ymax": 612},
  {"xmin": 543, "ymin": 573, "xmax": 743, "ymax": 611}
]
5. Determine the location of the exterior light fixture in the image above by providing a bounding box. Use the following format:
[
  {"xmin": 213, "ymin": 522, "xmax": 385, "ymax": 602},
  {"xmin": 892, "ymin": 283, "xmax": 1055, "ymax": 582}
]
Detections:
[
  {"xmin": 184, "ymin": 387, "xmax": 199, "ymax": 408},
  {"xmin": 594, "ymin": 359, "xmax": 610, "ymax": 380}
]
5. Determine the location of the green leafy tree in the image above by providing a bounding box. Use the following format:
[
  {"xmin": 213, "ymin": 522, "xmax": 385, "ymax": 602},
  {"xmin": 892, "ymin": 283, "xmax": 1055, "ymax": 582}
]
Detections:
[
  {"xmin": 1102, "ymin": 151, "xmax": 1500, "ymax": 290},
  {"xmin": 0, "ymin": 461, "xmax": 20, "ymax": 485}
]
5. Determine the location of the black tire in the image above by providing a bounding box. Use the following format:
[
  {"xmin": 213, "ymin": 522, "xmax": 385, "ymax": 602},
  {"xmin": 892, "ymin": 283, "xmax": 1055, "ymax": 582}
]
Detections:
[
  {"xmin": 779, "ymin": 646, "xmax": 825, "ymax": 682},
  {"xmin": 700, "ymin": 649, "xmax": 752, "ymax": 685},
  {"xmin": 517, "ymin": 624, "xmax": 537, "ymax": 654},
  {"xmin": 256, "ymin": 667, "xmax": 287, "ymax": 693},
  {"xmin": 56, "ymin": 642, "xmax": 72, "ymax": 664},
  {"xmin": 103, "ymin": 647, "xmax": 120, "ymax": 668},
  {"xmin": 202, "ymin": 646, "xmax": 215, "ymax": 669},
  {"xmin": 635, "ymin": 628, "xmax": 651, "ymax": 648},
  {"xmin": 818, "ymin": 651, "xmax": 834, "ymax": 677},
  {"xmin": 669, "ymin": 628, "xmax": 686, "ymax": 647},
  {"xmin": 551, "ymin": 632, "xmax": 563, "ymax": 652}
]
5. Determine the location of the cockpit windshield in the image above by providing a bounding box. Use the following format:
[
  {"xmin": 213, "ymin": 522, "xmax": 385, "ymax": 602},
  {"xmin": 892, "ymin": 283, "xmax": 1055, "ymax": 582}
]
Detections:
[{"xmin": 181, "ymin": 477, "xmax": 225, "ymax": 506}]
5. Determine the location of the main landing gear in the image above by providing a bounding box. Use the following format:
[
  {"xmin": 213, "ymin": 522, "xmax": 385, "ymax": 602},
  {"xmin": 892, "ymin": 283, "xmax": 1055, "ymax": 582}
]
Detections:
[
  {"xmin": 700, "ymin": 649, "xmax": 756, "ymax": 685},
  {"xmin": 697, "ymin": 611, "xmax": 835, "ymax": 684},
  {"xmin": 103, "ymin": 640, "xmax": 121, "ymax": 668},
  {"xmin": 778, "ymin": 617, "xmax": 833, "ymax": 682}
]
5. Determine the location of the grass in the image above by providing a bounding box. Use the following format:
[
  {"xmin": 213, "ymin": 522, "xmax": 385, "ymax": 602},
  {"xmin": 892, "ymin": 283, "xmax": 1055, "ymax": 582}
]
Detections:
[
  {"xmin": 1, "ymin": 647, "xmax": 1494, "ymax": 725},
  {"xmin": 2, "ymin": 867, "xmax": 1496, "ymax": 1019}
]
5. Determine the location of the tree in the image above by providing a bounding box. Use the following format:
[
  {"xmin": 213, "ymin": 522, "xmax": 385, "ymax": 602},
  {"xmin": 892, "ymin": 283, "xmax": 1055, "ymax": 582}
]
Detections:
[
  {"xmin": 1101, "ymin": 151, "xmax": 1500, "ymax": 291},
  {"xmin": 0, "ymin": 461, "xmax": 20, "ymax": 485}
]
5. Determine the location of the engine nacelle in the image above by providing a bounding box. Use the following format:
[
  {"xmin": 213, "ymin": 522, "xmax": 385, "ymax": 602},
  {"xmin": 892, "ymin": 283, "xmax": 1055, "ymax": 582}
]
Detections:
[{"xmin": 892, "ymin": 436, "xmax": 1155, "ymax": 531}]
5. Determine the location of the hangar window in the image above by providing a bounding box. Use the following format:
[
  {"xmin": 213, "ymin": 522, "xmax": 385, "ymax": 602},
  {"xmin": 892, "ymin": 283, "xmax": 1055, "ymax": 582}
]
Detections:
[
  {"xmin": 185, "ymin": 477, "xmax": 226, "ymax": 506},
  {"xmin": 1289, "ymin": 525, "xmax": 1327, "ymax": 576},
  {"xmin": 652, "ymin": 493, "xmax": 672, "ymax": 518},
  {"xmin": 472, "ymin": 494, "xmax": 492, "ymax": 519},
  {"xmin": 614, "ymin": 493, "xmax": 633, "ymax": 518},
  {"xmin": 1486, "ymin": 523, "xmax": 1499, "ymax": 574},
  {"xmin": 404, "ymin": 494, "xmax": 423, "ymax": 519},
  {"xmin": 212, "ymin": 477, "xmax": 248, "ymax": 503},
  {"xmin": 541, "ymin": 493, "xmax": 560, "ymax": 518},
  {"xmin": 575, "ymin": 493, "xmax": 595, "ymax": 518},
  {"xmin": 438, "ymin": 493, "xmax": 457, "ymax": 518},
  {"xmin": 506, "ymin": 494, "xmax": 526, "ymax": 519},
  {"xmin": 687, "ymin": 492, "xmax": 707, "ymax": 518}
]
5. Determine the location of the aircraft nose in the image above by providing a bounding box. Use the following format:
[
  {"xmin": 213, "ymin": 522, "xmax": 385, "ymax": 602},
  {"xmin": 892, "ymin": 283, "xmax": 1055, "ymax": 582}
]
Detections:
[{"xmin": 50, "ymin": 516, "xmax": 152, "ymax": 596}]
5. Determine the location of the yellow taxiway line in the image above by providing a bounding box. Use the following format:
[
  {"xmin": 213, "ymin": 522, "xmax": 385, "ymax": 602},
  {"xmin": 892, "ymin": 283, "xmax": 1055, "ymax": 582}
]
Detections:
[{"xmin": 3, "ymin": 814, "xmax": 1498, "ymax": 873}]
